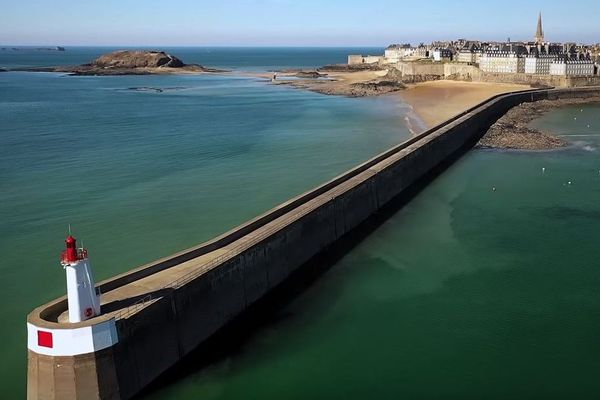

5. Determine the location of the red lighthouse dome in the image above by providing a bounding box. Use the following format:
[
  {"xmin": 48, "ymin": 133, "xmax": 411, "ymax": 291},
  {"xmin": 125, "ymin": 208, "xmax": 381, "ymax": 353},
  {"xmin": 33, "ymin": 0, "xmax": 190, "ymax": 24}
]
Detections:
[{"xmin": 61, "ymin": 235, "xmax": 87, "ymax": 264}]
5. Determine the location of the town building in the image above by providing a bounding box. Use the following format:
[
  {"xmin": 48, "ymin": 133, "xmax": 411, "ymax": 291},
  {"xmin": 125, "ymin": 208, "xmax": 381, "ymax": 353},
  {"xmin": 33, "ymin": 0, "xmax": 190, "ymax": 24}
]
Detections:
[
  {"xmin": 433, "ymin": 49, "xmax": 452, "ymax": 62},
  {"xmin": 550, "ymin": 60, "xmax": 595, "ymax": 76},
  {"xmin": 524, "ymin": 54, "xmax": 556, "ymax": 74},
  {"xmin": 457, "ymin": 50, "xmax": 477, "ymax": 63},
  {"xmin": 479, "ymin": 52, "xmax": 525, "ymax": 73},
  {"xmin": 346, "ymin": 11, "xmax": 599, "ymax": 81},
  {"xmin": 384, "ymin": 44, "xmax": 415, "ymax": 63},
  {"xmin": 413, "ymin": 45, "xmax": 430, "ymax": 59}
]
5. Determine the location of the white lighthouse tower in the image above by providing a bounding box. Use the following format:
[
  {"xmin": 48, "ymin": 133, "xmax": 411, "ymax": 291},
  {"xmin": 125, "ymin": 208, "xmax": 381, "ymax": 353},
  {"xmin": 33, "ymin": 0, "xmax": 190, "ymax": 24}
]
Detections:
[{"xmin": 60, "ymin": 235, "xmax": 101, "ymax": 323}]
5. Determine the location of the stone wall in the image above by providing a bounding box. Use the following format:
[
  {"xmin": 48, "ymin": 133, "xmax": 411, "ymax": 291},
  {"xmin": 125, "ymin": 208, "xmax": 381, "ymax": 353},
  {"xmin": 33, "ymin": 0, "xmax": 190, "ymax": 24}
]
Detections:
[
  {"xmin": 443, "ymin": 63, "xmax": 483, "ymax": 81},
  {"xmin": 394, "ymin": 61, "xmax": 445, "ymax": 76},
  {"xmin": 478, "ymin": 72, "xmax": 566, "ymax": 87},
  {"xmin": 348, "ymin": 55, "xmax": 382, "ymax": 65},
  {"xmin": 390, "ymin": 61, "xmax": 600, "ymax": 87}
]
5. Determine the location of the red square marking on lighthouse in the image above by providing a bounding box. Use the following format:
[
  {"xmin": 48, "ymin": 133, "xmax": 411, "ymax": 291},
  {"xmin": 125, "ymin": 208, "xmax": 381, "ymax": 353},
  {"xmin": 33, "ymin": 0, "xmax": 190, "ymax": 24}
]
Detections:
[{"xmin": 37, "ymin": 331, "xmax": 53, "ymax": 348}]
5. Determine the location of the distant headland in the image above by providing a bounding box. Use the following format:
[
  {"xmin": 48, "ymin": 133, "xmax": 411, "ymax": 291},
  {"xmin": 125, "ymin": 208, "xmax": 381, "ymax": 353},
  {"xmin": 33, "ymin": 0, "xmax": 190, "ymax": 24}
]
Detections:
[
  {"xmin": 17, "ymin": 50, "xmax": 225, "ymax": 75},
  {"xmin": 1, "ymin": 46, "xmax": 65, "ymax": 51}
]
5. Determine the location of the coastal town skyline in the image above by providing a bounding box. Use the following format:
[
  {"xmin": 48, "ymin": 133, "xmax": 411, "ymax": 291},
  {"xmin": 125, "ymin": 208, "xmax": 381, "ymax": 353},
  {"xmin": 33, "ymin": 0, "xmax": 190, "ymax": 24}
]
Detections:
[{"xmin": 2, "ymin": 0, "xmax": 600, "ymax": 46}]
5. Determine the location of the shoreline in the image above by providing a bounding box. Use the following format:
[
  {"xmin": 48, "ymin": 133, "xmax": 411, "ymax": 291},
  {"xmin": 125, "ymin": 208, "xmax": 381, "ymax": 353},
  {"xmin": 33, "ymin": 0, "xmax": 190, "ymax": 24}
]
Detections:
[
  {"xmin": 254, "ymin": 68, "xmax": 406, "ymax": 97},
  {"xmin": 12, "ymin": 64, "xmax": 227, "ymax": 75},
  {"xmin": 402, "ymin": 103, "xmax": 429, "ymax": 136},
  {"xmin": 11, "ymin": 57, "xmax": 598, "ymax": 150},
  {"xmin": 261, "ymin": 69, "xmax": 599, "ymax": 150},
  {"xmin": 477, "ymin": 97, "xmax": 600, "ymax": 150},
  {"xmin": 253, "ymin": 70, "xmax": 535, "ymax": 138},
  {"xmin": 397, "ymin": 80, "xmax": 531, "ymax": 128}
]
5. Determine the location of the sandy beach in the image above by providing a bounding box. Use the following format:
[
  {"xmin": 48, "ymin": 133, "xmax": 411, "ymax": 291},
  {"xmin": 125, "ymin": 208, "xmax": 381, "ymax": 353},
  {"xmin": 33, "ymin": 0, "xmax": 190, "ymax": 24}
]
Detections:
[
  {"xmin": 259, "ymin": 70, "xmax": 531, "ymax": 128},
  {"xmin": 398, "ymin": 80, "xmax": 530, "ymax": 128}
]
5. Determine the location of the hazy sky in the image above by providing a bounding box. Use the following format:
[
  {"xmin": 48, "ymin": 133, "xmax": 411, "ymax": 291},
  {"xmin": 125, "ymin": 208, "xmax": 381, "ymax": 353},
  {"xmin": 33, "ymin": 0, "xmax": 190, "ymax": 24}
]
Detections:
[{"xmin": 1, "ymin": 0, "xmax": 598, "ymax": 46}]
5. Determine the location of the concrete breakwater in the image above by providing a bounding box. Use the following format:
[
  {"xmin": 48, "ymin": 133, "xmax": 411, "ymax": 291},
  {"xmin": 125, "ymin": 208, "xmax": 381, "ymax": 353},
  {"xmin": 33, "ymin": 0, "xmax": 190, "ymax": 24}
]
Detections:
[{"xmin": 27, "ymin": 87, "xmax": 600, "ymax": 399}]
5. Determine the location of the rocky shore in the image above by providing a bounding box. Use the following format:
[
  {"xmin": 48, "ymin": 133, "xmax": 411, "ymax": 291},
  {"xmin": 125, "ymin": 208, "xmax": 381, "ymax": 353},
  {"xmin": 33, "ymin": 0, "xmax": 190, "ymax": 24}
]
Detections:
[
  {"xmin": 270, "ymin": 67, "xmax": 405, "ymax": 97},
  {"xmin": 15, "ymin": 50, "xmax": 224, "ymax": 75},
  {"xmin": 477, "ymin": 97, "xmax": 600, "ymax": 150}
]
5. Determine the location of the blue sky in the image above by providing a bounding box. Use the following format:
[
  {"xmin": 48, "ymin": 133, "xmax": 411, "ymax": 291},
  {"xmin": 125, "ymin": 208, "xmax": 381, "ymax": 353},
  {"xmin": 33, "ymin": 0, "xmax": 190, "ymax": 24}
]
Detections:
[{"xmin": 1, "ymin": 0, "xmax": 598, "ymax": 46}]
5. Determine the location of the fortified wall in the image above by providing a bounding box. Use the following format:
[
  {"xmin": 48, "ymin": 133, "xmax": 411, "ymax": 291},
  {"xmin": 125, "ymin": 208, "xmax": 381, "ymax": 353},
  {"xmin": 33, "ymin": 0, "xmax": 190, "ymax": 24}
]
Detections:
[
  {"xmin": 391, "ymin": 61, "xmax": 481, "ymax": 82},
  {"xmin": 390, "ymin": 61, "xmax": 600, "ymax": 87},
  {"xmin": 478, "ymin": 72, "xmax": 600, "ymax": 87},
  {"xmin": 27, "ymin": 87, "xmax": 600, "ymax": 399},
  {"xmin": 443, "ymin": 63, "xmax": 483, "ymax": 81}
]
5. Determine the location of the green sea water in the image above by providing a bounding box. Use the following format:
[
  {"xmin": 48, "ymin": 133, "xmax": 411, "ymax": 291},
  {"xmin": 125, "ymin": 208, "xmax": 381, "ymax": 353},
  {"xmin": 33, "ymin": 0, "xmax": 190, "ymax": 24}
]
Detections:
[
  {"xmin": 2, "ymin": 48, "xmax": 600, "ymax": 399},
  {"xmin": 0, "ymin": 48, "xmax": 409, "ymax": 398},
  {"xmin": 145, "ymin": 105, "xmax": 600, "ymax": 399}
]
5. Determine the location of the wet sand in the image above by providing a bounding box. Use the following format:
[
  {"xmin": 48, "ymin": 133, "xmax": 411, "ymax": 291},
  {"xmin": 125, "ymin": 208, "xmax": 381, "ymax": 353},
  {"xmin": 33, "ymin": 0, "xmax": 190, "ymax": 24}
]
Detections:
[{"xmin": 398, "ymin": 81, "xmax": 530, "ymax": 128}]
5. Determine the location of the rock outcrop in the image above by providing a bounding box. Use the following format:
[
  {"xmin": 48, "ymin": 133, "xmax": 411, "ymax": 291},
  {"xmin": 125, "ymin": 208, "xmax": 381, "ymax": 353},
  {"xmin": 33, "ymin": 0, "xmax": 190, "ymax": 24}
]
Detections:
[
  {"xmin": 478, "ymin": 98, "xmax": 600, "ymax": 150},
  {"xmin": 294, "ymin": 71, "xmax": 327, "ymax": 79},
  {"xmin": 92, "ymin": 51, "xmax": 185, "ymax": 69},
  {"xmin": 16, "ymin": 50, "xmax": 225, "ymax": 76}
]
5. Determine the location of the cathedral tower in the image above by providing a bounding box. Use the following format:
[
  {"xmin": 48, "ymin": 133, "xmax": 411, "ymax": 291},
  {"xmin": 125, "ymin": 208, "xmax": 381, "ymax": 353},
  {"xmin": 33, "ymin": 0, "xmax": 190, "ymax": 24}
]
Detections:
[{"xmin": 535, "ymin": 12, "xmax": 544, "ymax": 44}]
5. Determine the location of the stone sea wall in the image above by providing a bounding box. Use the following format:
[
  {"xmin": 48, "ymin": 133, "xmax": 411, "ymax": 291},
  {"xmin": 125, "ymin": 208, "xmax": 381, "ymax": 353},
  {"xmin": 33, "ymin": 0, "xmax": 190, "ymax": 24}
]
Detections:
[{"xmin": 389, "ymin": 61, "xmax": 600, "ymax": 87}]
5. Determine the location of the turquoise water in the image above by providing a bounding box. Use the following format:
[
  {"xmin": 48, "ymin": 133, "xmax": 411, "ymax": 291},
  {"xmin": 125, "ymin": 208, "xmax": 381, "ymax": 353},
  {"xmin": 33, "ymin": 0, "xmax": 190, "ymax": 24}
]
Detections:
[
  {"xmin": 0, "ymin": 46, "xmax": 382, "ymax": 71},
  {"xmin": 144, "ymin": 106, "xmax": 600, "ymax": 399},
  {"xmin": 2, "ymin": 48, "xmax": 600, "ymax": 399},
  {"xmin": 0, "ymin": 49, "xmax": 408, "ymax": 398}
]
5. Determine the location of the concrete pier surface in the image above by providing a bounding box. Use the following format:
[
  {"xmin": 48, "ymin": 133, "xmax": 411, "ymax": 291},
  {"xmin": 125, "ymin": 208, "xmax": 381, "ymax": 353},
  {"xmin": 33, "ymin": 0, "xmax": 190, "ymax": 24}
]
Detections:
[{"xmin": 27, "ymin": 87, "xmax": 600, "ymax": 399}]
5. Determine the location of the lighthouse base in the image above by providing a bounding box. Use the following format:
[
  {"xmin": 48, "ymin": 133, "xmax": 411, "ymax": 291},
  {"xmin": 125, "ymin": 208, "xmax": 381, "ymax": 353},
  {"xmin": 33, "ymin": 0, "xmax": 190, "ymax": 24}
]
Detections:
[{"xmin": 27, "ymin": 347, "xmax": 120, "ymax": 400}]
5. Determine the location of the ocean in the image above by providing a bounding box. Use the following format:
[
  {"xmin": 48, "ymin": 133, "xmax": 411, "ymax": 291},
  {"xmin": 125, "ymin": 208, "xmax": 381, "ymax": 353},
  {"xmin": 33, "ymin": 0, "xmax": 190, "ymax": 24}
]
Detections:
[
  {"xmin": 0, "ymin": 46, "xmax": 406, "ymax": 398},
  {"xmin": 144, "ymin": 105, "xmax": 600, "ymax": 400},
  {"xmin": 2, "ymin": 48, "xmax": 600, "ymax": 399}
]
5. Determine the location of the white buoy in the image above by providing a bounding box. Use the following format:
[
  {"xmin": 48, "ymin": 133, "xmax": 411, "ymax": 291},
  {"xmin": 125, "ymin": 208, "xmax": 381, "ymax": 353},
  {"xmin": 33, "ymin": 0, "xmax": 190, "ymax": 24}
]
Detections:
[
  {"xmin": 542, "ymin": 167, "xmax": 546, "ymax": 174},
  {"xmin": 568, "ymin": 181, "xmax": 572, "ymax": 186},
  {"xmin": 492, "ymin": 187, "xmax": 496, "ymax": 192}
]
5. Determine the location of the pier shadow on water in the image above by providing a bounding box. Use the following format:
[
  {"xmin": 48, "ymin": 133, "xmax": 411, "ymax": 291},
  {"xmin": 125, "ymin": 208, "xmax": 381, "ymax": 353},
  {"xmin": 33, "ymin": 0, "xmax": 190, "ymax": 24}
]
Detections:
[{"xmin": 135, "ymin": 141, "xmax": 477, "ymax": 399}]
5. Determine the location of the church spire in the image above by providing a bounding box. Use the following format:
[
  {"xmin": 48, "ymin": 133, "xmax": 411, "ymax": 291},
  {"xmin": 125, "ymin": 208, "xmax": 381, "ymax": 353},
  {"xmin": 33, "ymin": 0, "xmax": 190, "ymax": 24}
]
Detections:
[{"xmin": 535, "ymin": 12, "xmax": 544, "ymax": 44}]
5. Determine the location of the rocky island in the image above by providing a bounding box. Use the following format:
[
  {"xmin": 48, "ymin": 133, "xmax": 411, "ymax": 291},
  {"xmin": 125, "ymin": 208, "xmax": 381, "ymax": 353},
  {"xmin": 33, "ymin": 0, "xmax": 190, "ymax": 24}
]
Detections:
[{"xmin": 21, "ymin": 50, "xmax": 224, "ymax": 75}]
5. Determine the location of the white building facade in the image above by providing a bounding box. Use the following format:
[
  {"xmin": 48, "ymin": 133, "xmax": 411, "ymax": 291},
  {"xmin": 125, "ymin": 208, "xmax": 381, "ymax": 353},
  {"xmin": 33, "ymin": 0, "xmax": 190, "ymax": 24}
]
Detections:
[
  {"xmin": 524, "ymin": 55, "xmax": 556, "ymax": 74},
  {"xmin": 479, "ymin": 52, "xmax": 525, "ymax": 74},
  {"xmin": 384, "ymin": 46, "xmax": 415, "ymax": 63},
  {"xmin": 432, "ymin": 49, "xmax": 452, "ymax": 62},
  {"xmin": 550, "ymin": 60, "xmax": 595, "ymax": 76},
  {"xmin": 457, "ymin": 50, "xmax": 476, "ymax": 63}
]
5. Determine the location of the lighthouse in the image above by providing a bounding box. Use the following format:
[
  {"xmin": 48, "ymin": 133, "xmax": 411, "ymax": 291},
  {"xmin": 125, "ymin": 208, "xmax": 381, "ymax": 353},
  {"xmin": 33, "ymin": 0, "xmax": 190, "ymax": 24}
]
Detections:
[{"xmin": 60, "ymin": 235, "xmax": 101, "ymax": 323}]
